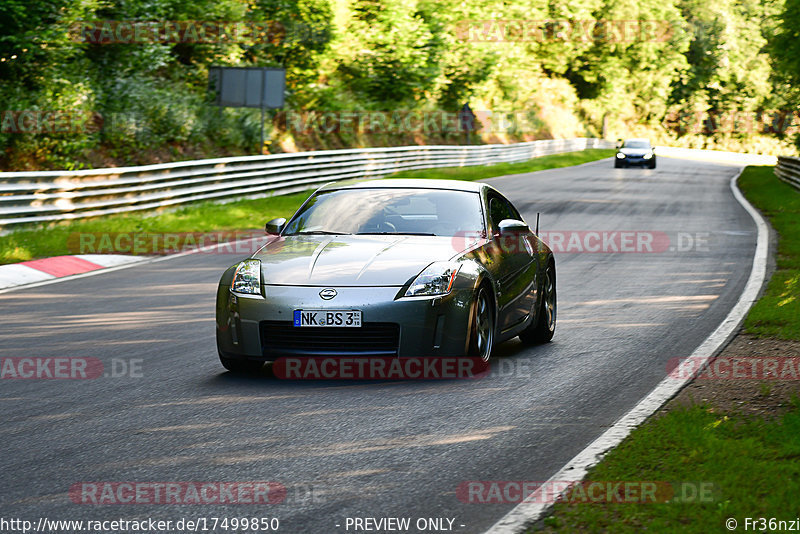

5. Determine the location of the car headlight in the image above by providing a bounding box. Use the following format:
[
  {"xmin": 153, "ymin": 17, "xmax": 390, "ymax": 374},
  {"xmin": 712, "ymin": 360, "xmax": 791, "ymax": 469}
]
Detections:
[
  {"xmin": 231, "ymin": 259, "xmax": 262, "ymax": 296},
  {"xmin": 616, "ymin": 153, "xmax": 626, "ymax": 159},
  {"xmin": 643, "ymin": 151, "xmax": 653, "ymax": 159},
  {"xmin": 405, "ymin": 262, "xmax": 461, "ymax": 297}
]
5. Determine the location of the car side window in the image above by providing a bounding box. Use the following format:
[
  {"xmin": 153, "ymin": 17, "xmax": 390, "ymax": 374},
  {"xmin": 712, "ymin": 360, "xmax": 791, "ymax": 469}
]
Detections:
[
  {"xmin": 505, "ymin": 197, "xmax": 522, "ymax": 221},
  {"xmin": 488, "ymin": 195, "xmax": 514, "ymax": 231}
]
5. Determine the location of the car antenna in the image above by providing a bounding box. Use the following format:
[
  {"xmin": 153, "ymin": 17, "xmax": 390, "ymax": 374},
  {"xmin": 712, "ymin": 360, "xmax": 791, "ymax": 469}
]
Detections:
[{"xmin": 535, "ymin": 212, "xmax": 540, "ymax": 235}]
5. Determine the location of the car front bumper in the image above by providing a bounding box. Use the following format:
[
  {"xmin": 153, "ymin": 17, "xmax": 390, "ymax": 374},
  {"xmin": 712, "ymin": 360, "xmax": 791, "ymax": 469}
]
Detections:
[
  {"xmin": 617, "ymin": 155, "xmax": 654, "ymax": 166},
  {"xmin": 216, "ymin": 284, "xmax": 476, "ymax": 361}
]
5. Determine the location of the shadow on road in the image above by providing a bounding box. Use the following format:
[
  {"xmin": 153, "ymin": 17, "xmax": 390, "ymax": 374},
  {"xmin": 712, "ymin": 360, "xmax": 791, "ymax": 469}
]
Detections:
[{"xmin": 202, "ymin": 337, "xmax": 556, "ymax": 391}]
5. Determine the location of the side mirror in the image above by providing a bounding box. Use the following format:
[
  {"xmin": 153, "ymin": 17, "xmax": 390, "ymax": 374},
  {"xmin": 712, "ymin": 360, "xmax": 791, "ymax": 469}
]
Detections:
[
  {"xmin": 265, "ymin": 217, "xmax": 286, "ymax": 235},
  {"xmin": 497, "ymin": 219, "xmax": 529, "ymax": 235}
]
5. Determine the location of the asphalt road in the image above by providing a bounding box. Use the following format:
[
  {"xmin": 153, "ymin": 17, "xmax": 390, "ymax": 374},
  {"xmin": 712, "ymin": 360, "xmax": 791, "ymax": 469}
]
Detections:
[{"xmin": 0, "ymin": 156, "xmax": 757, "ymax": 534}]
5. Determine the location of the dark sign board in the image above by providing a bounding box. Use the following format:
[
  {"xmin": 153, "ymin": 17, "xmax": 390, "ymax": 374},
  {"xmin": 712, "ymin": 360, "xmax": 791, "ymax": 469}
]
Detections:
[{"xmin": 208, "ymin": 67, "xmax": 285, "ymax": 109}]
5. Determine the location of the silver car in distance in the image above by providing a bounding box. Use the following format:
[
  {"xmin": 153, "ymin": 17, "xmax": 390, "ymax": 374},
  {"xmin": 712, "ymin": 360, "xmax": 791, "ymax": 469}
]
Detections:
[{"xmin": 215, "ymin": 179, "xmax": 556, "ymax": 373}]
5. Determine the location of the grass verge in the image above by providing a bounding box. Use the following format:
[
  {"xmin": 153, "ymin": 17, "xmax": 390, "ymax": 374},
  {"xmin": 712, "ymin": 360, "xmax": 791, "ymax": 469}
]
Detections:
[
  {"xmin": 0, "ymin": 148, "xmax": 612, "ymax": 264},
  {"xmin": 529, "ymin": 165, "xmax": 800, "ymax": 532},
  {"xmin": 391, "ymin": 149, "xmax": 613, "ymax": 181},
  {"xmin": 537, "ymin": 401, "xmax": 800, "ymax": 533},
  {"xmin": 739, "ymin": 166, "xmax": 800, "ymax": 339}
]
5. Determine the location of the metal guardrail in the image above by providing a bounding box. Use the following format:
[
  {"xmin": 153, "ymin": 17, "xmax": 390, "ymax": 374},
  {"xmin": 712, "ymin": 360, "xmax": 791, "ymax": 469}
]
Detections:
[
  {"xmin": 0, "ymin": 138, "xmax": 611, "ymax": 228},
  {"xmin": 776, "ymin": 155, "xmax": 800, "ymax": 190}
]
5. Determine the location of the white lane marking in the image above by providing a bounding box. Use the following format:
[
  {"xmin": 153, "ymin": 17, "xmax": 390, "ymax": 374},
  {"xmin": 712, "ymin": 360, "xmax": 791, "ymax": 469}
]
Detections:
[
  {"xmin": 484, "ymin": 168, "xmax": 769, "ymax": 533},
  {"xmin": 0, "ymin": 264, "xmax": 55, "ymax": 289}
]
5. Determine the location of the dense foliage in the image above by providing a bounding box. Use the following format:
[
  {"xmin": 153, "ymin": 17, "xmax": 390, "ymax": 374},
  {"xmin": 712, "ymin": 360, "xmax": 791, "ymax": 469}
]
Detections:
[{"xmin": 0, "ymin": 0, "xmax": 796, "ymax": 170}]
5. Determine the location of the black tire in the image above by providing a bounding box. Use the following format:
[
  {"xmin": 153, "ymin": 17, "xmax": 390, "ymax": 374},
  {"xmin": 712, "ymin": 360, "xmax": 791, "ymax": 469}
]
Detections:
[
  {"xmin": 519, "ymin": 262, "xmax": 556, "ymax": 344},
  {"xmin": 648, "ymin": 158, "xmax": 656, "ymax": 169},
  {"xmin": 468, "ymin": 286, "xmax": 495, "ymax": 362},
  {"xmin": 614, "ymin": 159, "xmax": 623, "ymax": 168},
  {"xmin": 219, "ymin": 354, "xmax": 264, "ymax": 374}
]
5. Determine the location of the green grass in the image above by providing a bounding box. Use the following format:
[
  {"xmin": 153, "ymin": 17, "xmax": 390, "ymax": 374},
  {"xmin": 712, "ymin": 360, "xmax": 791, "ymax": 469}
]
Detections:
[
  {"xmin": 530, "ymin": 166, "xmax": 800, "ymax": 532},
  {"xmin": 535, "ymin": 402, "xmax": 800, "ymax": 533},
  {"xmin": 739, "ymin": 166, "xmax": 800, "ymax": 339},
  {"xmin": 391, "ymin": 149, "xmax": 614, "ymax": 181},
  {"xmin": 0, "ymin": 148, "xmax": 613, "ymax": 264}
]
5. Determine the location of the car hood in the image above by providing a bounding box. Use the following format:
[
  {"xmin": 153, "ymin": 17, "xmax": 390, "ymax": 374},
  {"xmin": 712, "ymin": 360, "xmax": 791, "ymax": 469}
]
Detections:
[
  {"xmin": 619, "ymin": 148, "xmax": 652, "ymax": 156},
  {"xmin": 253, "ymin": 234, "xmax": 475, "ymax": 286}
]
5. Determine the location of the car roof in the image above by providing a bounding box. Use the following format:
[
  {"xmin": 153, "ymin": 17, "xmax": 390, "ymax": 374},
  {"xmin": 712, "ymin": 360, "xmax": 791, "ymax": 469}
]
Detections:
[
  {"xmin": 317, "ymin": 178, "xmax": 487, "ymax": 193},
  {"xmin": 624, "ymin": 138, "xmax": 651, "ymax": 144}
]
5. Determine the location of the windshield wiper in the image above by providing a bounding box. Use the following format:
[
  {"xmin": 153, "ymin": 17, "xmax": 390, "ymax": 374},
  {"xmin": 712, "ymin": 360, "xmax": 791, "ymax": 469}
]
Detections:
[
  {"xmin": 356, "ymin": 231, "xmax": 436, "ymax": 236},
  {"xmin": 290, "ymin": 230, "xmax": 351, "ymax": 235}
]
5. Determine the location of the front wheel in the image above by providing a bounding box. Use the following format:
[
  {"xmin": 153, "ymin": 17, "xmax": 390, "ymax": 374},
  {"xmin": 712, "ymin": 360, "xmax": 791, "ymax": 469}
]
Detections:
[
  {"xmin": 468, "ymin": 286, "xmax": 495, "ymax": 362},
  {"xmin": 519, "ymin": 263, "xmax": 556, "ymax": 344}
]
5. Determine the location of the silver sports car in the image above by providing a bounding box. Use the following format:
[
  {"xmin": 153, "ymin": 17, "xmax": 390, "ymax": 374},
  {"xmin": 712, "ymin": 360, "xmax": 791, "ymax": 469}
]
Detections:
[{"xmin": 215, "ymin": 179, "xmax": 556, "ymax": 373}]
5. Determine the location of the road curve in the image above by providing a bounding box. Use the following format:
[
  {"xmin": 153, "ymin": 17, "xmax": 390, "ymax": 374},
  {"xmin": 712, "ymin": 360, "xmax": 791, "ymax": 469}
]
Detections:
[{"xmin": 0, "ymin": 156, "xmax": 756, "ymax": 533}]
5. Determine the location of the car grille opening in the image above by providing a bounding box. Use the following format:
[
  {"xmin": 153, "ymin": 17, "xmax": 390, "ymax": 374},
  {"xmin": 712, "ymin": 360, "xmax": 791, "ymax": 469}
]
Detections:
[{"xmin": 260, "ymin": 321, "xmax": 400, "ymax": 357}]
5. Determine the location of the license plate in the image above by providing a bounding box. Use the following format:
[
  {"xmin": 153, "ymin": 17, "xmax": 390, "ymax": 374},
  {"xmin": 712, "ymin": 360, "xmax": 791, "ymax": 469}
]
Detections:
[{"xmin": 293, "ymin": 310, "xmax": 362, "ymax": 327}]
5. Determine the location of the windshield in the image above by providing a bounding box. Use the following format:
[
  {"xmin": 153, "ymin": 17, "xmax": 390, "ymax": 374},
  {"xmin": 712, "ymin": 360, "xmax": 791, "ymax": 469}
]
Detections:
[
  {"xmin": 283, "ymin": 188, "xmax": 485, "ymax": 237},
  {"xmin": 623, "ymin": 140, "xmax": 651, "ymax": 149}
]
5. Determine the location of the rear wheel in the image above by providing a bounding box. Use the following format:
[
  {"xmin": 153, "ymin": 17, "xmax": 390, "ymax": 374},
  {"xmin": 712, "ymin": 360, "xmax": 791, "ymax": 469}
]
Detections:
[
  {"xmin": 519, "ymin": 263, "xmax": 556, "ymax": 344},
  {"xmin": 469, "ymin": 286, "xmax": 495, "ymax": 362}
]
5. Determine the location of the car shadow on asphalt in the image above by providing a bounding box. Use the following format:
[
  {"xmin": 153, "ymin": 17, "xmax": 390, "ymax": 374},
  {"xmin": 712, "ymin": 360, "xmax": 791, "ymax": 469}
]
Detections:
[{"xmin": 202, "ymin": 337, "xmax": 555, "ymax": 390}]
